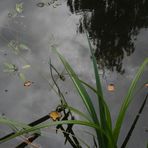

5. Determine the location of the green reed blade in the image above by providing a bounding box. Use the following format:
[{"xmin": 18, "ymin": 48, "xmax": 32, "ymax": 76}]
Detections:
[
  {"xmin": 52, "ymin": 48, "xmax": 99, "ymax": 124},
  {"xmin": 63, "ymin": 104, "xmax": 92, "ymax": 121},
  {"xmin": 0, "ymin": 120, "xmax": 106, "ymax": 144},
  {"xmin": 86, "ymin": 33, "xmax": 114, "ymax": 147},
  {"xmin": 0, "ymin": 117, "xmax": 30, "ymax": 130},
  {"xmin": 52, "ymin": 47, "xmax": 117, "ymax": 147},
  {"xmin": 80, "ymin": 79, "xmax": 97, "ymax": 93},
  {"xmin": 113, "ymin": 58, "xmax": 148, "ymax": 142}
]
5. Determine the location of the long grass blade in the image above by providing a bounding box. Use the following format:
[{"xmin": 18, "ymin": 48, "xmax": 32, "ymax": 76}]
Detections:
[
  {"xmin": 0, "ymin": 117, "xmax": 29, "ymax": 129},
  {"xmin": 80, "ymin": 79, "xmax": 97, "ymax": 93},
  {"xmin": 0, "ymin": 120, "xmax": 107, "ymax": 144},
  {"xmin": 86, "ymin": 33, "xmax": 114, "ymax": 147},
  {"xmin": 86, "ymin": 32, "xmax": 112, "ymax": 129},
  {"xmin": 63, "ymin": 105, "xmax": 92, "ymax": 121},
  {"xmin": 52, "ymin": 47, "xmax": 110, "ymax": 147},
  {"xmin": 113, "ymin": 58, "xmax": 148, "ymax": 142},
  {"xmin": 53, "ymin": 47, "xmax": 117, "ymax": 147},
  {"xmin": 80, "ymin": 78, "xmax": 113, "ymax": 132}
]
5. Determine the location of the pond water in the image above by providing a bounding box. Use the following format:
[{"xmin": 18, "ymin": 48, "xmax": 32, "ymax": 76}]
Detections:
[{"xmin": 0, "ymin": 0, "xmax": 148, "ymax": 148}]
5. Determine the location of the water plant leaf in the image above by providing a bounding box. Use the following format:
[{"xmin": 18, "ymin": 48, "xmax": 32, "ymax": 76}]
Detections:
[
  {"xmin": 8, "ymin": 40, "xmax": 19, "ymax": 54},
  {"xmin": 3, "ymin": 69, "xmax": 15, "ymax": 73},
  {"xmin": 3, "ymin": 63, "xmax": 14, "ymax": 69},
  {"xmin": 86, "ymin": 32, "xmax": 114, "ymax": 147},
  {"xmin": 3, "ymin": 63, "xmax": 16, "ymax": 73},
  {"xmin": 18, "ymin": 72, "xmax": 26, "ymax": 82},
  {"xmin": 52, "ymin": 46, "xmax": 117, "ymax": 147},
  {"xmin": 0, "ymin": 117, "xmax": 29, "ymax": 131},
  {"xmin": 0, "ymin": 117, "xmax": 40, "ymax": 144},
  {"xmin": 19, "ymin": 44, "xmax": 29, "ymax": 50},
  {"xmin": 15, "ymin": 3, "xmax": 23, "ymax": 13},
  {"xmin": 0, "ymin": 120, "xmax": 106, "ymax": 144},
  {"xmin": 79, "ymin": 79, "xmax": 97, "ymax": 93},
  {"xmin": 80, "ymin": 78, "xmax": 113, "ymax": 132},
  {"xmin": 86, "ymin": 33, "xmax": 112, "ymax": 127},
  {"xmin": 22, "ymin": 65, "xmax": 31, "ymax": 69},
  {"xmin": 8, "ymin": 10, "xmax": 17, "ymax": 18},
  {"xmin": 63, "ymin": 104, "xmax": 92, "ymax": 121},
  {"xmin": 52, "ymin": 48, "xmax": 99, "ymax": 124},
  {"xmin": 113, "ymin": 58, "xmax": 148, "ymax": 142}
]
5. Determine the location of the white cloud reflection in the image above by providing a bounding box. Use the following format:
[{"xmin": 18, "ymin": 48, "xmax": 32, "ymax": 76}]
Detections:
[{"xmin": 0, "ymin": 0, "xmax": 148, "ymax": 147}]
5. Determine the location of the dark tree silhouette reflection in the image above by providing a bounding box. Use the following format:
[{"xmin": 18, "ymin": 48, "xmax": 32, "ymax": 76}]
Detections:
[{"xmin": 67, "ymin": 0, "xmax": 148, "ymax": 74}]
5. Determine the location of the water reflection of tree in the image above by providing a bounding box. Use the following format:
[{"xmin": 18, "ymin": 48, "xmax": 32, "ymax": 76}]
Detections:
[{"xmin": 67, "ymin": 0, "xmax": 148, "ymax": 74}]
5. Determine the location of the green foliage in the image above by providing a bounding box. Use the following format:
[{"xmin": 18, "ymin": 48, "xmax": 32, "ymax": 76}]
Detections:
[
  {"xmin": 15, "ymin": 3, "xmax": 23, "ymax": 14},
  {"xmin": 0, "ymin": 36, "xmax": 147, "ymax": 147},
  {"xmin": 18, "ymin": 72, "xmax": 26, "ymax": 82},
  {"xmin": 3, "ymin": 62, "xmax": 30, "ymax": 83},
  {"xmin": 8, "ymin": 40, "xmax": 30, "ymax": 55},
  {"xmin": 8, "ymin": 2, "xmax": 24, "ymax": 18},
  {"xmin": 3, "ymin": 62, "xmax": 18, "ymax": 72},
  {"xmin": 51, "ymin": 39, "xmax": 147, "ymax": 147},
  {"xmin": 113, "ymin": 58, "xmax": 148, "ymax": 142},
  {"xmin": 21, "ymin": 65, "xmax": 31, "ymax": 69}
]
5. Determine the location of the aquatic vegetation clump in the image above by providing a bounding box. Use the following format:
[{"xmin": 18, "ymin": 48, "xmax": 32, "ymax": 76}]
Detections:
[
  {"xmin": 8, "ymin": 2, "xmax": 24, "ymax": 18},
  {"xmin": 0, "ymin": 34, "xmax": 147, "ymax": 147}
]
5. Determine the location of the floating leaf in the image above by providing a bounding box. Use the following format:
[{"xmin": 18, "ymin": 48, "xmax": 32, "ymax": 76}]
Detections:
[
  {"xmin": 24, "ymin": 81, "xmax": 32, "ymax": 87},
  {"xmin": 49, "ymin": 111, "xmax": 62, "ymax": 121},
  {"xmin": 8, "ymin": 40, "xmax": 20, "ymax": 54},
  {"xmin": 3, "ymin": 69, "xmax": 15, "ymax": 73},
  {"xmin": 3, "ymin": 63, "xmax": 14, "ymax": 69},
  {"xmin": 22, "ymin": 65, "xmax": 31, "ymax": 69},
  {"xmin": 19, "ymin": 44, "xmax": 29, "ymax": 50},
  {"xmin": 8, "ymin": 10, "xmax": 17, "ymax": 18},
  {"xmin": 3, "ymin": 63, "xmax": 18, "ymax": 73},
  {"xmin": 15, "ymin": 3, "xmax": 23, "ymax": 13},
  {"xmin": 18, "ymin": 73, "xmax": 26, "ymax": 82},
  {"xmin": 107, "ymin": 84, "xmax": 115, "ymax": 92}
]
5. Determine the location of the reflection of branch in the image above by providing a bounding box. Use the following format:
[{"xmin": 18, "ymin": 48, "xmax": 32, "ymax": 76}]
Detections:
[
  {"xmin": 121, "ymin": 93, "xmax": 148, "ymax": 148},
  {"xmin": 66, "ymin": 0, "xmax": 148, "ymax": 74},
  {"xmin": 57, "ymin": 124, "xmax": 77, "ymax": 147},
  {"xmin": 56, "ymin": 110, "xmax": 81, "ymax": 148},
  {"xmin": 65, "ymin": 116, "xmax": 81, "ymax": 147}
]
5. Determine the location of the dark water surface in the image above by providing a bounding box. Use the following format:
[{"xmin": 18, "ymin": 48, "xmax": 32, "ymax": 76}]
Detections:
[{"xmin": 0, "ymin": 0, "xmax": 148, "ymax": 147}]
